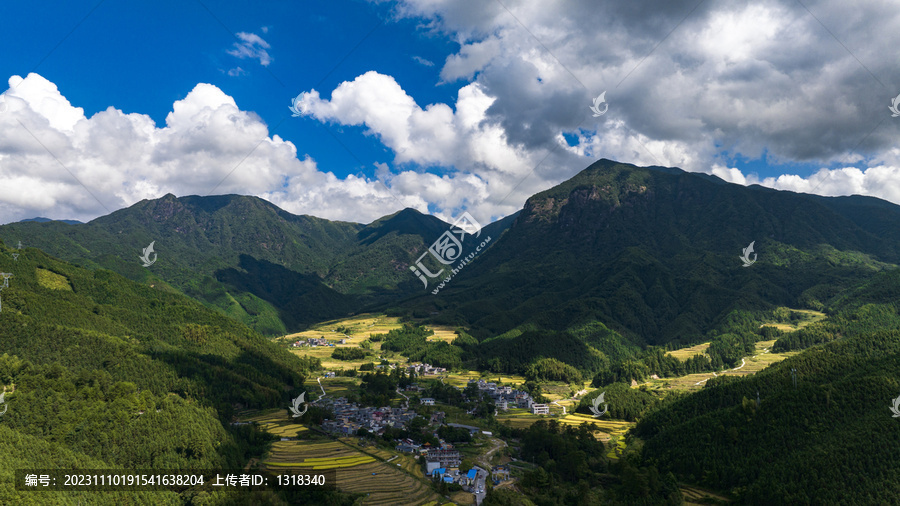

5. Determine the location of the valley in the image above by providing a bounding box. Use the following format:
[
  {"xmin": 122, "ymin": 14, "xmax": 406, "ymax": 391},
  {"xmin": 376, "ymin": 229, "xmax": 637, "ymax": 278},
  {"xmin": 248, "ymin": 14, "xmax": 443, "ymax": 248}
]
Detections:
[{"xmin": 3, "ymin": 159, "xmax": 900, "ymax": 505}]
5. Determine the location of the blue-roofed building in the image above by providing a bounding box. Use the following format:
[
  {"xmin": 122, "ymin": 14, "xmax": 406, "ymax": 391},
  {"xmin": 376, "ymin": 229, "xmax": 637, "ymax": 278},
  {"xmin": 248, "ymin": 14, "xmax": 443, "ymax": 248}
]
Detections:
[
  {"xmin": 431, "ymin": 467, "xmax": 446, "ymax": 480},
  {"xmin": 443, "ymin": 475, "xmax": 454, "ymax": 483},
  {"xmin": 465, "ymin": 468, "xmax": 478, "ymax": 486}
]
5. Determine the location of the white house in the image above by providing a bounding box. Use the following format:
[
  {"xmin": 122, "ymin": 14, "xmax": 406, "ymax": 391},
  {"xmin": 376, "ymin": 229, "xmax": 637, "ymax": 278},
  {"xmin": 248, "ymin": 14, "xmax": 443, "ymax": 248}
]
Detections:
[
  {"xmin": 531, "ymin": 404, "xmax": 550, "ymax": 415},
  {"xmin": 421, "ymin": 397, "xmax": 435, "ymax": 406}
]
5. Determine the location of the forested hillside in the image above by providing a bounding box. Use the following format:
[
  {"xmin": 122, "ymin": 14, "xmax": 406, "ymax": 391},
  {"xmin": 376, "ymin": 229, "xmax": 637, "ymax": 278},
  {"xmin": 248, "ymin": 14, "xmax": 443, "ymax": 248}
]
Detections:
[
  {"xmin": 0, "ymin": 197, "xmax": 513, "ymax": 336},
  {"xmin": 0, "ymin": 239, "xmax": 347, "ymax": 504},
  {"xmin": 396, "ymin": 159, "xmax": 900, "ymax": 383},
  {"xmin": 634, "ymin": 268, "xmax": 900, "ymax": 504}
]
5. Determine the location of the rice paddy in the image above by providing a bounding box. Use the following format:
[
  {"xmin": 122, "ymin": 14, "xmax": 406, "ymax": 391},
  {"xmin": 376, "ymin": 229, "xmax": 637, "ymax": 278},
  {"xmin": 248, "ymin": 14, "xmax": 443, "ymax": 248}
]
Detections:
[
  {"xmin": 441, "ymin": 370, "xmax": 527, "ymax": 388},
  {"xmin": 639, "ymin": 339, "xmax": 801, "ymax": 392},
  {"xmin": 279, "ymin": 314, "xmax": 463, "ymax": 372},
  {"xmin": 495, "ymin": 410, "xmax": 635, "ymax": 451},
  {"xmin": 759, "ymin": 309, "xmax": 826, "ymax": 332},
  {"xmin": 246, "ymin": 409, "xmax": 446, "ymax": 505},
  {"xmin": 665, "ymin": 342, "xmax": 710, "ymax": 360}
]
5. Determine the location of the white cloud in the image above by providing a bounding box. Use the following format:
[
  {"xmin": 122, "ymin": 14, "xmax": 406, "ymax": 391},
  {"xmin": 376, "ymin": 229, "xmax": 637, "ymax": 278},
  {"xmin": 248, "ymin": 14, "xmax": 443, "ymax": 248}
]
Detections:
[
  {"xmin": 709, "ymin": 163, "xmax": 900, "ymax": 205},
  {"xmin": 227, "ymin": 67, "xmax": 247, "ymax": 77},
  {"xmin": 227, "ymin": 31, "xmax": 272, "ymax": 66},
  {"xmin": 372, "ymin": 0, "xmax": 900, "ymax": 200},
  {"xmin": 412, "ymin": 56, "xmax": 434, "ymax": 66},
  {"xmin": 0, "ymin": 73, "xmax": 409, "ymax": 224},
  {"xmin": 293, "ymin": 70, "xmax": 572, "ymax": 220},
  {"xmin": 7, "ymin": 0, "xmax": 900, "ymax": 228}
]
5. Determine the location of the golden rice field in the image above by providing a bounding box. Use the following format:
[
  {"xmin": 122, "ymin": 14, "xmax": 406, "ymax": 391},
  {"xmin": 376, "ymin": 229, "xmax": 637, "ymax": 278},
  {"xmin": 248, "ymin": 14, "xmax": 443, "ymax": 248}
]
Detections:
[
  {"xmin": 280, "ymin": 313, "xmax": 462, "ymax": 372},
  {"xmin": 665, "ymin": 342, "xmax": 710, "ymax": 360},
  {"xmin": 426, "ymin": 326, "xmax": 460, "ymax": 343},
  {"xmin": 332, "ymin": 460, "xmax": 442, "ymax": 506},
  {"xmin": 640, "ymin": 339, "xmax": 800, "ymax": 392},
  {"xmin": 248, "ymin": 410, "xmax": 445, "ymax": 505},
  {"xmin": 304, "ymin": 376, "xmax": 359, "ymax": 400},
  {"xmin": 759, "ymin": 309, "xmax": 826, "ymax": 332},
  {"xmin": 441, "ymin": 370, "xmax": 527, "ymax": 388},
  {"xmin": 496, "ymin": 411, "xmax": 634, "ymax": 448}
]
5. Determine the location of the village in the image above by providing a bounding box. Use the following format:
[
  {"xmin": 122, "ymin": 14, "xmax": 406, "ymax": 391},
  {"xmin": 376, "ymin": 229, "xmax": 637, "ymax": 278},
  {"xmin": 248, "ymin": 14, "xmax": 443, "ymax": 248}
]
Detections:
[
  {"xmin": 308, "ymin": 375, "xmax": 537, "ymax": 497},
  {"xmin": 272, "ymin": 319, "xmax": 582, "ymax": 503}
]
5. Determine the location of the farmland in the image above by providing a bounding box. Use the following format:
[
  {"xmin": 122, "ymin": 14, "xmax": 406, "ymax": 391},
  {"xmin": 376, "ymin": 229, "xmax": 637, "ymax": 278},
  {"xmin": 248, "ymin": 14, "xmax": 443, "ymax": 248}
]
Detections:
[
  {"xmin": 640, "ymin": 339, "xmax": 801, "ymax": 392},
  {"xmin": 665, "ymin": 342, "xmax": 710, "ymax": 360},
  {"xmin": 279, "ymin": 314, "xmax": 464, "ymax": 371},
  {"xmin": 440, "ymin": 370, "xmax": 528, "ymax": 389},
  {"xmin": 245, "ymin": 410, "xmax": 447, "ymax": 505},
  {"xmin": 759, "ymin": 308, "xmax": 827, "ymax": 332}
]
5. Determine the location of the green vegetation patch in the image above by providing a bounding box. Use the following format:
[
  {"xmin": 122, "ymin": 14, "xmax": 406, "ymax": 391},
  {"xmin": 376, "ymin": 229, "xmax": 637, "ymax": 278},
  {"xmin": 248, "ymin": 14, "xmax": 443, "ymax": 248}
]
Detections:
[{"xmin": 35, "ymin": 267, "xmax": 72, "ymax": 291}]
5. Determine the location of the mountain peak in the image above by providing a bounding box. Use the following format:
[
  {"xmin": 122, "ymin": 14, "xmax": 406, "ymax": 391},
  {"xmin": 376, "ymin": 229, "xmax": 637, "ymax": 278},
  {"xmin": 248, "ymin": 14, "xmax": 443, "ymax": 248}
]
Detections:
[{"xmin": 17, "ymin": 217, "xmax": 82, "ymax": 225}]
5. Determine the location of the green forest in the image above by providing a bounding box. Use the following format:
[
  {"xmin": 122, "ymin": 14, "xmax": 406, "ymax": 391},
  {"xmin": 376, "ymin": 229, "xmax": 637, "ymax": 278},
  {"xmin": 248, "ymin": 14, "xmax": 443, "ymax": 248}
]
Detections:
[
  {"xmin": 0, "ymin": 241, "xmax": 352, "ymax": 504},
  {"xmin": 632, "ymin": 269, "xmax": 900, "ymax": 504}
]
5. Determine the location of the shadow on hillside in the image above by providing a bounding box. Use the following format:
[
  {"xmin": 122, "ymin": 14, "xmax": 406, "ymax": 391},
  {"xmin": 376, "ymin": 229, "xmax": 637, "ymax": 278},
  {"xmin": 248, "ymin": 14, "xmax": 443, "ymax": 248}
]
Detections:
[{"xmin": 215, "ymin": 255, "xmax": 357, "ymax": 332}]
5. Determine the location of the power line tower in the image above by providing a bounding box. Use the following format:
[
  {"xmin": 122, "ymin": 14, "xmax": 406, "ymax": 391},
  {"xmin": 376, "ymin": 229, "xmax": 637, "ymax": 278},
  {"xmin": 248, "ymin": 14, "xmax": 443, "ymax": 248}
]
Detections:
[
  {"xmin": 0, "ymin": 273, "xmax": 12, "ymax": 313},
  {"xmin": 791, "ymin": 368, "xmax": 797, "ymax": 390}
]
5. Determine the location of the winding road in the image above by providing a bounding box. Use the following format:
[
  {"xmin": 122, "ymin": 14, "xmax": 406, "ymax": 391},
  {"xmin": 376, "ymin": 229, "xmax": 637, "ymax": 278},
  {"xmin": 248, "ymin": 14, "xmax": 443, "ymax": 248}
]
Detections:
[{"xmin": 315, "ymin": 377, "xmax": 327, "ymax": 402}]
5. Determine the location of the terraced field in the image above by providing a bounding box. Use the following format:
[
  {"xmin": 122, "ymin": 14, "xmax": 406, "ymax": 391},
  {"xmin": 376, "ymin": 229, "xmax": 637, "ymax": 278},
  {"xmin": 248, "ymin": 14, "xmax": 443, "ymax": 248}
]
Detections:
[
  {"xmin": 680, "ymin": 484, "xmax": 730, "ymax": 505},
  {"xmin": 281, "ymin": 314, "xmax": 463, "ymax": 372},
  {"xmin": 304, "ymin": 376, "xmax": 359, "ymax": 400},
  {"xmin": 426, "ymin": 326, "xmax": 459, "ymax": 343},
  {"xmin": 248, "ymin": 410, "xmax": 444, "ymax": 505},
  {"xmin": 759, "ymin": 308, "xmax": 826, "ymax": 332},
  {"xmin": 333, "ymin": 460, "xmax": 440, "ymax": 506},
  {"xmin": 639, "ymin": 339, "xmax": 800, "ymax": 391},
  {"xmin": 496, "ymin": 410, "xmax": 634, "ymax": 452},
  {"xmin": 665, "ymin": 342, "xmax": 710, "ymax": 360},
  {"xmin": 441, "ymin": 370, "xmax": 527, "ymax": 389}
]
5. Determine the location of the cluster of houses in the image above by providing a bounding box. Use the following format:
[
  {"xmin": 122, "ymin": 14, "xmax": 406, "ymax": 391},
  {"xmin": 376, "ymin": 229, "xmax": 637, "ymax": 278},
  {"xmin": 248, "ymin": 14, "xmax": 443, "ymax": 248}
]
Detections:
[
  {"xmin": 319, "ymin": 397, "xmax": 417, "ymax": 435},
  {"xmin": 469, "ymin": 379, "xmax": 545, "ymax": 413},
  {"xmin": 406, "ymin": 363, "xmax": 447, "ymax": 375},
  {"xmin": 292, "ymin": 337, "xmax": 346, "ymax": 347},
  {"xmin": 432, "ymin": 467, "xmax": 478, "ymax": 487}
]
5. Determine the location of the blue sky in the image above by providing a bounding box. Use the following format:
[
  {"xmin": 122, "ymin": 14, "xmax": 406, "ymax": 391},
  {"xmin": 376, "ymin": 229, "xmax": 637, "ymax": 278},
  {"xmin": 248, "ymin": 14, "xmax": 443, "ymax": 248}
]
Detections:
[
  {"xmin": 1, "ymin": 0, "xmax": 456, "ymax": 178},
  {"xmin": 1, "ymin": 0, "xmax": 899, "ymax": 225}
]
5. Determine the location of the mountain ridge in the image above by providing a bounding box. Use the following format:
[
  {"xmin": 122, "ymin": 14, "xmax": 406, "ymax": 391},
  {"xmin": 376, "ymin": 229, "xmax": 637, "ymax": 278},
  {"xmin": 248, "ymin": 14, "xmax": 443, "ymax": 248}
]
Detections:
[
  {"xmin": 402, "ymin": 159, "xmax": 900, "ymax": 357},
  {"xmin": 0, "ymin": 194, "xmax": 514, "ymax": 335}
]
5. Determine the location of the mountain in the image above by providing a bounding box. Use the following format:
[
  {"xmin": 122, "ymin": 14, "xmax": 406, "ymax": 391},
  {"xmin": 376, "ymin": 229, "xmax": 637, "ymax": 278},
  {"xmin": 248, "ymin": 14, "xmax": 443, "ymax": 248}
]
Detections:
[
  {"xmin": 399, "ymin": 159, "xmax": 900, "ymax": 370},
  {"xmin": 0, "ymin": 238, "xmax": 341, "ymax": 503},
  {"xmin": 17, "ymin": 217, "xmax": 83, "ymax": 225},
  {"xmin": 0, "ymin": 195, "xmax": 513, "ymax": 335},
  {"xmin": 632, "ymin": 268, "xmax": 900, "ymax": 503}
]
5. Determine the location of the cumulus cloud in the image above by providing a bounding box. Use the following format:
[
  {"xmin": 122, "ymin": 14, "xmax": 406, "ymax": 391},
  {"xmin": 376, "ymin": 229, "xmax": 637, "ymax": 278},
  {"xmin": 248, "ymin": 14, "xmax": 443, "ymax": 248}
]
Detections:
[
  {"xmin": 293, "ymin": 70, "xmax": 579, "ymax": 220},
  {"xmin": 365, "ymin": 0, "xmax": 900, "ymax": 205},
  {"xmin": 227, "ymin": 31, "xmax": 272, "ymax": 66},
  {"xmin": 6, "ymin": 1, "xmax": 900, "ymax": 227},
  {"xmin": 0, "ymin": 73, "xmax": 415, "ymax": 224}
]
